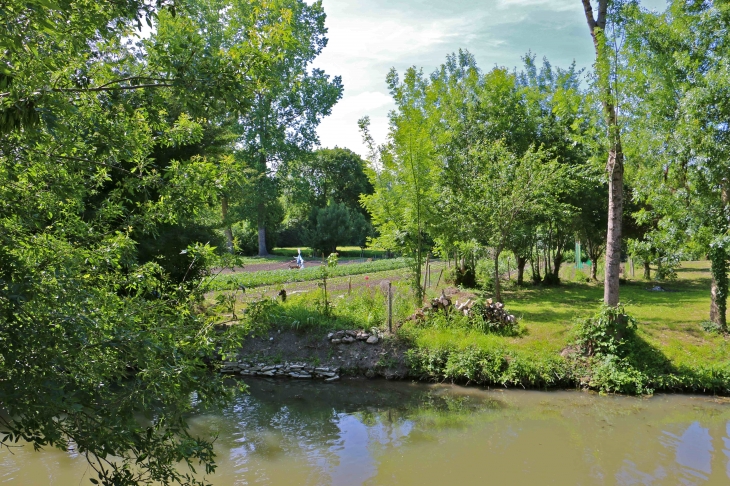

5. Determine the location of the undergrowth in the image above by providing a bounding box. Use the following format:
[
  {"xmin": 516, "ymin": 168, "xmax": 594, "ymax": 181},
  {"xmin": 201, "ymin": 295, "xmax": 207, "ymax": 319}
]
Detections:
[{"xmin": 214, "ymin": 285, "xmax": 414, "ymax": 334}]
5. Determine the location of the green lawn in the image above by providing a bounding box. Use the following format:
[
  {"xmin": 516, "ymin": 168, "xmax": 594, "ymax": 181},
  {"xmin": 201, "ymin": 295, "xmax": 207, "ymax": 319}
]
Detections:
[
  {"xmin": 492, "ymin": 261, "xmax": 728, "ymax": 367},
  {"xmin": 212, "ymin": 259, "xmax": 729, "ymax": 393},
  {"xmin": 401, "ymin": 260, "xmax": 730, "ymax": 393}
]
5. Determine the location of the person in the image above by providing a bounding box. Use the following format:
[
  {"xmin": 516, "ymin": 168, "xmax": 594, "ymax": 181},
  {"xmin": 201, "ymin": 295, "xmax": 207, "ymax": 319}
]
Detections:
[{"xmin": 295, "ymin": 248, "xmax": 304, "ymax": 269}]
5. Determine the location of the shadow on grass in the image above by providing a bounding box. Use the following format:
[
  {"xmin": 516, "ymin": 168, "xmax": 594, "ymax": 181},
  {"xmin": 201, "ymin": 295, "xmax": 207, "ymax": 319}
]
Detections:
[{"xmin": 676, "ymin": 266, "xmax": 710, "ymax": 274}]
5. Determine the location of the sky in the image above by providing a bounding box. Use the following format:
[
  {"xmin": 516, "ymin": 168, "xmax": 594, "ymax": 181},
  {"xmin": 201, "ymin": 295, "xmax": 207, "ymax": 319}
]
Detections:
[{"xmin": 310, "ymin": 0, "xmax": 668, "ymax": 157}]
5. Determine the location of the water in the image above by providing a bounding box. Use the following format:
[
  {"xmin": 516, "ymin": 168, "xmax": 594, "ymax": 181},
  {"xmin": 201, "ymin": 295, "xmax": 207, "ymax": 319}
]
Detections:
[{"xmin": 3, "ymin": 380, "xmax": 730, "ymax": 485}]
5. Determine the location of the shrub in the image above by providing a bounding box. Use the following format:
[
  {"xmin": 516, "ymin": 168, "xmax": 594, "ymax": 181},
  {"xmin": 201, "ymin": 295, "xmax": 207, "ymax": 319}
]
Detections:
[{"xmin": 573, "ymin": 304, "xmax": 637, "ymax": 357}]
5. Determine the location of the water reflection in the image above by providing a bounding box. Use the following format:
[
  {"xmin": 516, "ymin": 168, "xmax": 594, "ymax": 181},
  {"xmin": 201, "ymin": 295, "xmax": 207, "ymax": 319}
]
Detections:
[{"xmin": 2, "ymin": 381, "xmax": 730, "ymax": 485}]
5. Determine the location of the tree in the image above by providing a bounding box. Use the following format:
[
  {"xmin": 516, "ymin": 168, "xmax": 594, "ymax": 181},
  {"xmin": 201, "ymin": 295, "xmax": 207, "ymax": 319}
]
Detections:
[
  {"xmin": 444, "ymin": 141, "xmax": 566, "ymax": 302},
  {"xmin": 580, "ymin": 0, "xmax": 626, "ymax": 306},
  {"xmin": 0, "ymin": 0, "xmax": 308, "ymax": 483},
  {"xmin": 280, "ymin": 147, "xmax": 373, "ymax": 247},
  {"xmin": 360, "ymin": 68, "xmax": 438, "ymax": 302},
  {"xmin": 621, "ymin": 0, "xmax": 730, "ymax": 329},
  {"xmin": 234, "ymin": 0, "xmax": 343, "ymax": 256},
  {"xmin": 305, "ymin": 202, "xmax": 367, "ymax": 254}
]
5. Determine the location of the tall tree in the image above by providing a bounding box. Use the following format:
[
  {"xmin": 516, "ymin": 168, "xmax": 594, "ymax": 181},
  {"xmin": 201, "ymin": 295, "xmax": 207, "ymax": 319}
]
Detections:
[
  {"xmin": 622, "ymin": 0, "xmax": 730, "ymax": 329},
  {"xmin": 444, "ymin": 141, "xmax": 567, "ymax": 301},
  {"xmin": 0, "ymin": 0, "xmax": 309, "ymax": 482},
  {"xmin": 360, "ymin": 68, "xmax": 438, "ymax": 302},
  {"xmin": 580, "ymin": 0, "xmax": 625, "ymax": 306},
  {"xmin": 234, "ymin": 0, "xmax": 343, "ymax": 256}
]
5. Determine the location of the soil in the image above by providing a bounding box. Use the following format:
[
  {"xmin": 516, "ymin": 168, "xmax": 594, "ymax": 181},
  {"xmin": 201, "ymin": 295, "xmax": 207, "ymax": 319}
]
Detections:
[{"xmin": 234, "ymin": 329, "xmax": 411, "ymax": 380}]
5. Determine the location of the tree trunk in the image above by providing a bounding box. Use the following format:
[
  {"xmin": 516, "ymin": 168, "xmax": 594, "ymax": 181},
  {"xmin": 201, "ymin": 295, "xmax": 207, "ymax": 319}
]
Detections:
[
  {"xmin": 552, "ymin": 253, "xmax": 563, "ymax": 279},
  {"xmin": 221, "ymin": 197, "xmax": 234, "ymax": 253},
  {"xmin": 604, "ymin": 148, "xmax": 624, "ymax": 306},
  {"xmin": 709, "ymin": 188, "xmax": 730, "ymax": 329},
  {"xmin": 494, "ymin": 250, "xmax": 502, "ymax": 303},
  {"xmin": 516, "ymin": 255, "xmax": 527, "ymax": 286},
  {"xmin": 582, "ymin": 0, "xmax": 623, "ymax": 307},
  {"xmin": 643, "ymin": 261, "xmax": 651, "ymax": 280},
  {"xmin": 709, "ymin": 245, "xmax": 728, "ymax": 329},
  {"xmin": 257, "ymin": 203, "xmax": 269, "ymax": 257},
  {"xmin": 591, "ymin": 259, "xmax": 598, "ymax": 281},
  {"xmin": 710, "ymin": 273, "xmax": 724, "ymax": 328}
]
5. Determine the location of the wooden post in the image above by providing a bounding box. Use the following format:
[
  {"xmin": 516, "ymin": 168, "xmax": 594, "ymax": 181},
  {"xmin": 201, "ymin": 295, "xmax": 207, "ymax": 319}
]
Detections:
[
  {"xmin": 629, "ymin": 257, "xmax": 635, "ymax": 278},
  {"xmin": 436, "ymin": 269, "xmax": 444, "ymax": 288},
  {"xmin": 348, "ymin": 276, "xmax": 352, "ymax": 294},
  {"xmin": 507, "ymin": 256, "xmax": 511, "ymax": 281},
  {"xmin": 387, "ymin": 282, "xmax": 393, "ymax": 333}
]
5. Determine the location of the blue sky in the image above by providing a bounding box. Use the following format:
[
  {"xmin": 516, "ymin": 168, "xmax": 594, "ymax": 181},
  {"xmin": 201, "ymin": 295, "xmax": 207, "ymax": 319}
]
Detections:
[{"xmin": 310, "ymin": 0, "xmax": 667, "ymax": 157}]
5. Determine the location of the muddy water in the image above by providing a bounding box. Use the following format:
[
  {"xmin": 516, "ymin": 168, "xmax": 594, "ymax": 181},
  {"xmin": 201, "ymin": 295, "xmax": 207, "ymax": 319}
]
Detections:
[{"xmin": 3, "ymin": 380, "xmax": 730, "ymax": 485}]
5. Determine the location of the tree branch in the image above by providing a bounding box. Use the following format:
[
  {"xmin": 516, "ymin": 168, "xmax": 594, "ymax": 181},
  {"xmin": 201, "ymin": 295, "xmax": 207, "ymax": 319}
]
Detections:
[
  {"xmin": 581, "ymin": 0, "xmax": 597, "ymax": 32},
  {"xmin": 54, "ymin": 83, "xmax": 175, "ymax": 93}
]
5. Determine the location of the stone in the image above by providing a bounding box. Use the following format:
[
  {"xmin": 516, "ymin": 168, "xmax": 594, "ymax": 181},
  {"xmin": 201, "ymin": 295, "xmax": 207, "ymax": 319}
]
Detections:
[
  {"xmin": 324, "ymin": 376, "xmax": 340, "ymax": 382},
  {"xmin": 333, "ymin": 331, "xmax": 345, "ymax": 339},
  {"xmin": 366, "ymin": 335, "xmax": 379, "ymax": 344},
  {"xmin": 331, "ymin": 338, "xmax": 342, "ymax": 344},
  {"xmin": 327, "ymin": 332, "xmax": 334, "ymax": 339},
  {"xmin": 342, "ymin": 336, "xmax": 355, "ymax": 344},
  {"xmin": 260, "ymin": 371, "xmax": 275, "ymax": 377},
  {"xmin": 261, "ymin": 365, "xmax": 276, "ymax": 372},
  {"xmin": 345, "ymin": 330, "xmax": 358, "ymax": 337},
  {"xmin": 314, "ymin": 367, "xmax": 329, "ymax": 373},
  {"xmin": 290, "ymin": 373, "xmax": 312, "ymax": 379}
]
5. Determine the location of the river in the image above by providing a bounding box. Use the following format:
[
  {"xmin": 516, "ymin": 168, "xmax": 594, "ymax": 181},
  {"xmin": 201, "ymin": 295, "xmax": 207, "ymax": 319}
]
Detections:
[{"xmin": 2, "ymin": 379, "xmax": 730, "ymax": 485}]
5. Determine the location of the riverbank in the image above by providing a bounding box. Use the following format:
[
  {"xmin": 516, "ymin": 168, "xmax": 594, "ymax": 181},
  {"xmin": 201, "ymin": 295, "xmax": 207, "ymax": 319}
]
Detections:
[{"xmin": 211, "ymin": 260, "xmax": 730, "ymax": 395}]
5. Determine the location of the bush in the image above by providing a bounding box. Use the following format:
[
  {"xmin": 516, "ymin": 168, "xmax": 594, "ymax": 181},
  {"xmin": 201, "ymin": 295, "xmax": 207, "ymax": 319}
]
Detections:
[
  {"xmin": 136, "ymin": 223, "xmax": 226, "ymax": 284},
  {"xmin": 588, "ymin": 355, "xmax": 652, "ymax": 395},
  {"xmin": 573, "ymin": 304, "xmax": 637, "ymax": 357},
  {"xmin": 232, "ymin": 221, "xmax": 277, "ymax": 256}
]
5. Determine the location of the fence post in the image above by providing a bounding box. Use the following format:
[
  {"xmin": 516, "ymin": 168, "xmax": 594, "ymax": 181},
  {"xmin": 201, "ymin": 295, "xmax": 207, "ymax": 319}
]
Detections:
[
  {"xmin": 387, "ymin": 281, "xmax": 393, "ymax": 333},
  {"xmin": 348, "ymin": 276, "xmax": 352, "ymax": 294},
  {"xmin": 436, "ymin": 269, "xmax": 444, "ymax": 288}
]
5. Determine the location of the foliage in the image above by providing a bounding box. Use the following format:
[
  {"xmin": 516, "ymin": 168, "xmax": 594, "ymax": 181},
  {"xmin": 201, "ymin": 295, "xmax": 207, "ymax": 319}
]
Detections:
[
  {"xmin": 359, "ymin": 67, "xmax": 439, "ymax": 302},
  {"xmin": 304, "ymin": 202, "xmax": 368, "ymax": 254},
  {"xmin": 232, "ymin": 0, "xmax": 343, "ymax": 255},
  {"xmin": 0, "ymin": 0, "xmax": 339, "ymax": 483},
  {"xmin": 316, "ymin": 252, "xmax": 339, "ymax": 315},
  {"xmin": 573, "ymin": 304, "xmax": 637, "ymax": 357}
]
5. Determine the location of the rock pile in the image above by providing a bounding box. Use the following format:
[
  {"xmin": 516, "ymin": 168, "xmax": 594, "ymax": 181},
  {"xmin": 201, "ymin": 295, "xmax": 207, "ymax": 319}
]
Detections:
[
  {"xmin": 219, "ymin": 361, "xmax": 340, "ymax": 381},
  {"xmin": 328, "ymin": 328, "xmax": 381, "ymax": 345}
]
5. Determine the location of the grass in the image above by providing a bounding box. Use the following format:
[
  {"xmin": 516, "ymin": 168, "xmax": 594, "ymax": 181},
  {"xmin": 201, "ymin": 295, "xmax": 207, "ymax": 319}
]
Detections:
[
  {"xmin": 208, "ymin": 259, "xmax": 730, "ymax": 394},
  {"xmin": 402, "ymin": 260, "xmax": 730, "ymax": 393}
]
